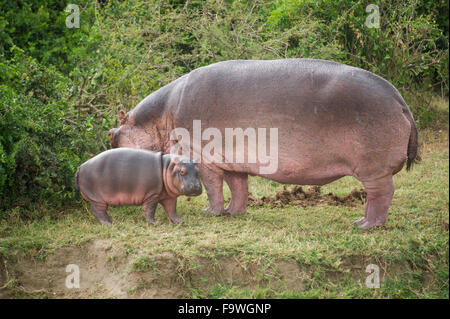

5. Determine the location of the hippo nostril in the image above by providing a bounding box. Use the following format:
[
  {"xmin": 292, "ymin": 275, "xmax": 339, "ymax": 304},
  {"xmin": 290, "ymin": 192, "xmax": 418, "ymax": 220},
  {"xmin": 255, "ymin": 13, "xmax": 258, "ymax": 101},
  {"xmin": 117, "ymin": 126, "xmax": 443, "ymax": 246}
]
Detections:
[
  {"xmin": 194, "ymin": 184, "xmax": 202, "ymax": 195},
  {"xmin": 183, "ymin": 183, "xmax": 202, "ymax": 196}
]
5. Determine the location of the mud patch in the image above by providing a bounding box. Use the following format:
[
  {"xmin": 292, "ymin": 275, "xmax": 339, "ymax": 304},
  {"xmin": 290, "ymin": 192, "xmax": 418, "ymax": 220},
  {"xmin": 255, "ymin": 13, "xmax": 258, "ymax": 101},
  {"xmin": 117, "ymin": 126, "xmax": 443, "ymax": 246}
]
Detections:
[
  {"xmin": 0, "ymin": 258, "xmax": 11, "ymax": 298},
  {"xmin": 128, "ymin": 252, "xmax": 188, "ymax": 298},
  {"xmin": 0, "ymin": 258, "xmax": 6, "ymax": 287},
  {"xmin": 9, "ymin": 239, "xmax": 134, "ymax": 298},
  {"xmin": 0, "ymin": 241, "xmax": 434, "ymax": 298},
  {"xmin": 188, "ymin": 256, "xmax": 264, "ymax": 291},
  {"xmin": 248, "ymin": 186, "xmax": 366, "ymax": 208}
]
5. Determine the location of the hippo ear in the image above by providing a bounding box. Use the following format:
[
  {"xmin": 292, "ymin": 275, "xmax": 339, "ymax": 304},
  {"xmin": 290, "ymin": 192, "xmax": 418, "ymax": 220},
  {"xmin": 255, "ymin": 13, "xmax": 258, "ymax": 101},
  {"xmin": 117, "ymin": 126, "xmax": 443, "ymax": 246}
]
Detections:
[
  {"xmin": 168, "ymin": 156, "xmax": 181, "ymax": 173},
  {"xmin": 168, "ymin": 159, "xmax": 176, "ymax": 173},
  {"xmin": 119, "ymin": 110, "xmax": 127, "ymax": 125}
]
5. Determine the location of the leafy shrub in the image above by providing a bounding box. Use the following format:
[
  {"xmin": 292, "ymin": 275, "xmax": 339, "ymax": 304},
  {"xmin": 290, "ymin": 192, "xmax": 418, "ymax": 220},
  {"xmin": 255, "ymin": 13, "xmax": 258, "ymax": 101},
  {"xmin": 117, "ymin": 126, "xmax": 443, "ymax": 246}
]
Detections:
[
  {"xmin": 266, "ymin": 0, "xmax": 448, "ymax": 94},
  {"xmin": 0, "ymin": 49, "xmax": 108, "ymax": 212}
]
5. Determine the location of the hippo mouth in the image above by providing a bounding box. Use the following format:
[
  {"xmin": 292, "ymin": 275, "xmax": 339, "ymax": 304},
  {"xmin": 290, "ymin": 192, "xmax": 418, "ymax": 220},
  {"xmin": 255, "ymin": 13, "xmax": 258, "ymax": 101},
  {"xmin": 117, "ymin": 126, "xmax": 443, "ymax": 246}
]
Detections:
[{"xmin": 182, "ymin": 183, "xmax": 203, "ymax": 196}]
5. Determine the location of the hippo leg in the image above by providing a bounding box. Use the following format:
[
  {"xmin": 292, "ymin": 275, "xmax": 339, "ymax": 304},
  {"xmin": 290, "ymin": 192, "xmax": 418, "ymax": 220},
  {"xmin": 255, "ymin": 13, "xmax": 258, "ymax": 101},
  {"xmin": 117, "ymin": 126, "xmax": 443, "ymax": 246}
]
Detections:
[
  {"xmin": 143, "ymin": 198, "xmax": 159, "ymax": 225},
  {"xmin": 224, "ymin": 171, "xmax": 248, "ymax": 215},
  {"xmin": 199, "ymin": 165, "xmax": 225, "ymax": 215},
  {"xmin": 160, "ymin": 198, "xmax": 183, "ymax": 224},
  {"xmin": 90, "ymin": 202, "xmax": 112, "ymax": 225},
  {"xmin": 357, "ymin": 175, "xmax": 394, "ymax": 230},
  {"xmin": 353, "ymin": 204, "xmax": 368, "ymax": 226}
]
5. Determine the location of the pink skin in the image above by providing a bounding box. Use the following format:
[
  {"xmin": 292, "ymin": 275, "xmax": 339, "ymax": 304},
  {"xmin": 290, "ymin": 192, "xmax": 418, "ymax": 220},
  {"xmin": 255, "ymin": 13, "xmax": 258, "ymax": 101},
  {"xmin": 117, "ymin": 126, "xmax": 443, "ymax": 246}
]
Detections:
[
  {"xmin": 224, "ymin": 171, "xmax": 248, "ymax": 215},
  {"xmin": 89, "ymin": 191, "xmax": 180, "ymax": 226},
  {"xmin": 108, "ymin": 59, "xmax": 419, "ymax": 229},
  {"xmin": 76, "ymin": 149, "xmax": 201, "ymax": 225},
  {"xmin": 352, "ymin": 175, "xmax": 395, "ymax": 229}
]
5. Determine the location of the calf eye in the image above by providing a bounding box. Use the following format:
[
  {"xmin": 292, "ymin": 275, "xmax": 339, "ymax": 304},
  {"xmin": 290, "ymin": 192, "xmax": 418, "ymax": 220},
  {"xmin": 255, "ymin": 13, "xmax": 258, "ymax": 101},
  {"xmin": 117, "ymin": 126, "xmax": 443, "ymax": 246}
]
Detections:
[{"xmin": 180, "ymin": 168, "xmax": 187, "ymax": 176}]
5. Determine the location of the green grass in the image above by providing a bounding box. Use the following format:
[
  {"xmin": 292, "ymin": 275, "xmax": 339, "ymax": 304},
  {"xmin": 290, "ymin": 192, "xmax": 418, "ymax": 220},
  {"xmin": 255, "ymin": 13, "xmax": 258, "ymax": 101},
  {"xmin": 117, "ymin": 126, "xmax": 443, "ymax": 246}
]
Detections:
[{"xmin": 0, "ymin": 129, "xmax": 448, "ymax": 298}]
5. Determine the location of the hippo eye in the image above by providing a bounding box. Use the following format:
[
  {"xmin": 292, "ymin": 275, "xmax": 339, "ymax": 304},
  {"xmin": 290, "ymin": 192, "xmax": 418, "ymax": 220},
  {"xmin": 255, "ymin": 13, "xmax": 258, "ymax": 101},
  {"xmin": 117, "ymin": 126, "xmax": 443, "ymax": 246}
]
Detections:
[{"xmin": 180, "ymin": 168, "xmax": 187, "ymax": 176}]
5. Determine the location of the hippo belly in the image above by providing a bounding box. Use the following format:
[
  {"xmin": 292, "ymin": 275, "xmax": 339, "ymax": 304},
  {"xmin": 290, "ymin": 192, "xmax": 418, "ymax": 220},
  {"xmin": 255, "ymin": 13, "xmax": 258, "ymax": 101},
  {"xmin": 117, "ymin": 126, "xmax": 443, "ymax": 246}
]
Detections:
[{"xmin": 78, "ymin": 148, "xmax": 163, "ymax": 206}]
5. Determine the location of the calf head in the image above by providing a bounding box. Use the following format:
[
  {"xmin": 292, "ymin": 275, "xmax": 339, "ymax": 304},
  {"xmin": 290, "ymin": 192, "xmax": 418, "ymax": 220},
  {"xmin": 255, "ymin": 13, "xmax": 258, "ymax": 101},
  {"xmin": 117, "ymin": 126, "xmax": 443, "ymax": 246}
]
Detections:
[{"xmin": 163, "ymin": 154, "xmax": 202, "ymax": 197}]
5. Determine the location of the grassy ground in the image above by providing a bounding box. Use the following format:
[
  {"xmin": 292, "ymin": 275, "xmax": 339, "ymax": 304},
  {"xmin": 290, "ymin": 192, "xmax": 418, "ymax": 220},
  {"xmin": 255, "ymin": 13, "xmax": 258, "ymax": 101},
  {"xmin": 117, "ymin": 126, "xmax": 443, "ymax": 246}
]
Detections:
[{"xmin": 0, "ymin": 128, "xmax": 448, "ymax": 299}]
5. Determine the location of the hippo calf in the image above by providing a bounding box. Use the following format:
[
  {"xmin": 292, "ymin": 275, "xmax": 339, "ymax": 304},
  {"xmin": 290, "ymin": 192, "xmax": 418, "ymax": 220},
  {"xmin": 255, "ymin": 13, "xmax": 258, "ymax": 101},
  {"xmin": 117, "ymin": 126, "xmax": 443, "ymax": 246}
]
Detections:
[{"xmin": 74, "ymin": 148, "xmax": 202, "ymax": 225}]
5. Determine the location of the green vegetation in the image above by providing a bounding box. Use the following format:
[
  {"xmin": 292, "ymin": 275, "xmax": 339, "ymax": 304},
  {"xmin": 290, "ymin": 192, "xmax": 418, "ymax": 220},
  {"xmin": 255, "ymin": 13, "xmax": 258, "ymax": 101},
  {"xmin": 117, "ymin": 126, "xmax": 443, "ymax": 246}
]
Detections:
[{"xmin": 0, "ymin": 0, "xmax": 448, "ymax": 298}]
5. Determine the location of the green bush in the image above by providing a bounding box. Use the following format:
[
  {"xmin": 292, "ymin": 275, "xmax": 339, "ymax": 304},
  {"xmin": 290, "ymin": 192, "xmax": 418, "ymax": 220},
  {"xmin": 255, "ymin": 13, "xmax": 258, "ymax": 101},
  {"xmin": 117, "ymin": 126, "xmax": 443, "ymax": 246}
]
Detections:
[
  {"xmin": 0, "ymin": 49, "xmax": 108, "ymax": 212},
  {"xmin": 266, "ymin": 0, "xmax": 448, "ymax": 94}
]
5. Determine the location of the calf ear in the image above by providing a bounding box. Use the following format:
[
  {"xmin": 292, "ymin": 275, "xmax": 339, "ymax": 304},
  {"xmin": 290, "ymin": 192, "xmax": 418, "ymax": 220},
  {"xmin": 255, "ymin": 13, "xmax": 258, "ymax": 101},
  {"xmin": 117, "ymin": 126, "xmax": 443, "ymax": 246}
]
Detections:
[
  {"xmin": 119, "ymin": 110, "xmax": 127, "ymax": 125},
  {"xmin": 168, "ymin": 156, "xmax": 180, "ymax": 173}
]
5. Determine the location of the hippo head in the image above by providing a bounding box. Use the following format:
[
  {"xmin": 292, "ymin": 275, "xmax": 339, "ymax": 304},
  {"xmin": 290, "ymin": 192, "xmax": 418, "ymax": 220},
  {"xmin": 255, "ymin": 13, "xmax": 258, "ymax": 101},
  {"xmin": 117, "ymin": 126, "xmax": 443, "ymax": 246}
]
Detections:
[
  {"xmin": 108, "ymin": 110, "xmax": 161, "ymax": 151},
  {"xmin": 163, "ymin": 154, "xmax": 202, "ymax": 197},
  {"xmin": 108, "ymin": 126, "xmax": 128, "ymax": 148},
  {"xmin": 108, "ymin": 110, "xmax": 136, "ymax": 148}
]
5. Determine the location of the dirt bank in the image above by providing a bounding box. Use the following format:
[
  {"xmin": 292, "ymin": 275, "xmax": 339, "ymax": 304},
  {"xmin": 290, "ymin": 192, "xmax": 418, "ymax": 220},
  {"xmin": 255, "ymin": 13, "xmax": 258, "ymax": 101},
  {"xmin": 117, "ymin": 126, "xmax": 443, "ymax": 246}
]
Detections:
[{"xmin": 0, "ymin": 238, "xmax": 426, "ymax": 298}]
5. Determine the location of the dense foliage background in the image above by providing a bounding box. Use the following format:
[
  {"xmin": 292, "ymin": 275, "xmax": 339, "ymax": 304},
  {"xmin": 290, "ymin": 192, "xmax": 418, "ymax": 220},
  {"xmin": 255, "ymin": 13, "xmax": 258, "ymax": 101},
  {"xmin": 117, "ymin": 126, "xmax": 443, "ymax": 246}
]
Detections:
[{"xmin": 0, "ymin": 0, "xmax": 448, "ymax": 213}]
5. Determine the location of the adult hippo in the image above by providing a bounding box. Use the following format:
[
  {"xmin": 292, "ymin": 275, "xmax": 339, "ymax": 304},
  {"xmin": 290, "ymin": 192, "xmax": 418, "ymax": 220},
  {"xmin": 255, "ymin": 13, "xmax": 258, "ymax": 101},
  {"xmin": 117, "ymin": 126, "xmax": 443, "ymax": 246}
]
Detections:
[{"xmin": 108, "ymin": 59, "xmax": 418, "ymax": 229}]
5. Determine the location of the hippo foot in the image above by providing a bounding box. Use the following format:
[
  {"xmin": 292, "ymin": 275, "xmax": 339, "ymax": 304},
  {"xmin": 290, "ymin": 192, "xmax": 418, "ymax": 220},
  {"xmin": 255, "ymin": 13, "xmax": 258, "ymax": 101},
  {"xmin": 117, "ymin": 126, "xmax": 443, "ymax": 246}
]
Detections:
[
  {"xmin": 147, "ymin": 218, "xmax": 158, "ymax": 225},
  {"xmin": 93, "ymin": 211, "xmax": 112, "ymax": 225},
  {"xmin": 224, "ymin": 208, "xmax": 247, "ymax": 216},
  {"xmin": 201, "ymin": 206, "xmax": 225, "ymax": 216},
  {"xmin": 170, "ymin": 217, "xmax": 184, "ymax": 224},
  {"xmin": 98, "ymin": 220, "xmax": 112, "ymax": 226},
  {"xmin": 353, "ymin": 217, "xmax": 367, "ymax": 226},
  {"xmin": 355, "ymin": 220, "xmax": 385, "ymax": 230}
]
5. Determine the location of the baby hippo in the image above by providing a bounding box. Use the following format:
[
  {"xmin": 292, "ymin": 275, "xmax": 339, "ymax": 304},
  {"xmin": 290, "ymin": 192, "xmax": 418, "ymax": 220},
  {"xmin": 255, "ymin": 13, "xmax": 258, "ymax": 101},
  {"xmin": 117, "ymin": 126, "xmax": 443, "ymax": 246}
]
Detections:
[{"xmin": 74, "ymin": 148, "xmax": 202, "ymax": 225}]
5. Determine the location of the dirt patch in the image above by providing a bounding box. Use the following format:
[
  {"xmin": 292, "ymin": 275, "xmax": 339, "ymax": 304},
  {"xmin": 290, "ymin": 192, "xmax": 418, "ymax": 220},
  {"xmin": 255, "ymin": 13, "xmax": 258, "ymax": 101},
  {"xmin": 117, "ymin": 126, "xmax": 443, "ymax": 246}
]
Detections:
[
  {"xmin": 128, "ymin": 251, "xmax": 188, "ymax": 298},
  {"xmin": 270, "ymin": 260, "xmax": 309, "ymax": 292},
  {"xmin": 248, "ymin": 186, "xmax": 366, "ymax": 208},
  {"xmin": 188, "ymin": 256, "xmax": 264, "ymax": 291},
  {"xmin": 0, "ymin": 258, "xmax": 11, "ymax": 298},
  {"xmin": 10, "ymin": 239, "xmax": 133, "ymax": 298},
  {"xmin": 0, "ymin": 258, "xmax": 6, "ymax": 287},
  {"xmin": 0, "ymin": 243, "xmax": 313, "ymax": 298},
  {"xmin": 0, "ymin": 240, "xmax": 434, "ymax": 298}
]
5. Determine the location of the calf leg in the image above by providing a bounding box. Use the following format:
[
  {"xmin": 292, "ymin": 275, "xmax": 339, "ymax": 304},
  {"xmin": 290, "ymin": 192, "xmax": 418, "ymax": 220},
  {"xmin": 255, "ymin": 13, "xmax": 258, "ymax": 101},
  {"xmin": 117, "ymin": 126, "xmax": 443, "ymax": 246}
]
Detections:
[
  {"xmin": 224, "ymin": 171, "xmax": 248, "ymax": 215},
  {"xmin": 356, "ymin": 175, "xmax": 395, "ymax": 229},
  {"xmin": 198, "ymin": 165, "xmax": 225, "ymax": 215},
  {"xmin": 142, "ymin": 198, "xmax": 159, "ymax": 225},
  {"xmin": 90, "ymin": 202, "xmax": 112, "ymax": 225},
  {"xmin": 160, "ymin": 198, "xmax": 183, "ymax": 224}
]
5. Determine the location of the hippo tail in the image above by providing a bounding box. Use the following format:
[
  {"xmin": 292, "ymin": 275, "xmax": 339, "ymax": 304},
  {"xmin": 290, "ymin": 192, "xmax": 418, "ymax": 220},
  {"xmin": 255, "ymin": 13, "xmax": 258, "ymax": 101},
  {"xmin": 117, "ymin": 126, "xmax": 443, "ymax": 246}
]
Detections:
[
  {"xmin": 74, "ymin": 168, "xmax": 80, "ymax": 192},
  {"xmin": 401, "ymin": 103, "xmax": 420, "ymax": 171}
]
